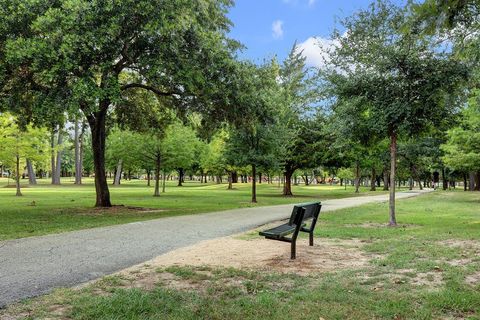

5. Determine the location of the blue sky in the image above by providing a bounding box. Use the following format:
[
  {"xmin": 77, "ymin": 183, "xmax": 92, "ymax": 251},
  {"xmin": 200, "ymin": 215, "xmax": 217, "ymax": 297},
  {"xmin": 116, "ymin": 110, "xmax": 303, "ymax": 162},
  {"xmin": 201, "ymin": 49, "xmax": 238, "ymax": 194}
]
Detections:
[{"xmin": 227, "ymin": 0, "xmax": 406, "ymax": 66}]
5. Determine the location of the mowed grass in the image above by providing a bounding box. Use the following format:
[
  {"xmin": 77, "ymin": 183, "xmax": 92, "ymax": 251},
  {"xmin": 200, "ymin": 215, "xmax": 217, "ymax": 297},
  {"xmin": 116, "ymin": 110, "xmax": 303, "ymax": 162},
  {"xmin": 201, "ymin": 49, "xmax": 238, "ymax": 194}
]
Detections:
[
  {"xmin": 0, "ymin": 177, "xmax": 387, "ymax": 240},
  {"xmin": 3, "ymin": 191, "xmax": 479, "ymax": 319}
]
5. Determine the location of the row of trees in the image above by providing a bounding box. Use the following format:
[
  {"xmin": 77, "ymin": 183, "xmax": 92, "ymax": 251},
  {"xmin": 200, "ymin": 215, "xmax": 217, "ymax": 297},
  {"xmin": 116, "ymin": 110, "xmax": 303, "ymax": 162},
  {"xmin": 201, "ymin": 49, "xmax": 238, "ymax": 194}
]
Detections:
[{"xmin": 0, "ymin": 0, "xmax": 479, "ymax": 226}]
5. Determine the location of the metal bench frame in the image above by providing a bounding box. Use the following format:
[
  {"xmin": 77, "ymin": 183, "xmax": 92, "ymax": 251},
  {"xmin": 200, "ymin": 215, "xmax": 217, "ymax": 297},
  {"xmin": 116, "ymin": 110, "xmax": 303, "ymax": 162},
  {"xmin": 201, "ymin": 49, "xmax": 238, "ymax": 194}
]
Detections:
[{"xmin": 259, "ymin": 202, "xmax": 322, "ymax": 259}]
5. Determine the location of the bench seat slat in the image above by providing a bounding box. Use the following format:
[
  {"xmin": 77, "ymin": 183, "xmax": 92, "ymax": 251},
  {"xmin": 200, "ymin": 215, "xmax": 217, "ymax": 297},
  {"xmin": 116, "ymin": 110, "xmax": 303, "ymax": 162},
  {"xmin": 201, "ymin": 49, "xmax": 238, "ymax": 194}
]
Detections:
[{"xmin": 259, "ymin": 223, "xmax": 306, "ymax": 239}]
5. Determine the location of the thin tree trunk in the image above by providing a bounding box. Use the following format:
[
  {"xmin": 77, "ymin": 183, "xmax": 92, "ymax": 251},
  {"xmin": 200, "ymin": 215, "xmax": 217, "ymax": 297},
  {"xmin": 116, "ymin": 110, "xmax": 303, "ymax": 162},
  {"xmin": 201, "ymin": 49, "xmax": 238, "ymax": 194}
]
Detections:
[
  {"xmin": 227, "ymin": 171, "xmax": 233, "ymax": 190},
  {"xmin": 16, "ymin": 155, "xmax": 22, "ymax": 196},
  {"xmin": 178, "ymin": 168, "xmax": 184, "ymax": 186},
  {"xmin": 26, "ymin": 159, "xmax": 37, "ymax": 185},
  {"xmin": 370, "ymin": 167, "xmax": 376, "ymax": 191},
  {"xmin": 283, "ymin": 168, "xmax": 294, "ymax": 196},
  {"xmin": 50, "ymin": 128, "xmax": 56, "ymax": 184},
  {"xmin": 354, "ymin": 161, "xmax": 360, "ymax": 193},
  {"xmin": 114, "ymin": 159, "xmax": 123, "ymax": 186},
  {"xmin": 442, "ymin": 167, "xmax": 448, "ymax": 190},
  {"xmin": 74, "ymin": 119, "xmax": 82, "ymax": 184},
  {"xmin": 463, "ymin": 173, "xmax": 467, "ymax": 191},
  {"xmin": 52, "ymin": 130, "xmax": 63, "ymax": 185},
  {"xmin": 87, "ymin": 107, "xmax": 112, "ymax": 207},
  {"xmin": 154, "ymin": 156, "xmax": 160, "ymax": 197},
  {"xmin": 389, "ymin": 133, "xmax": 397, "ymax": 226},
  {"xmin": 258, "ymin": 172, "xmax": 262, "ymax": 184},
  {"xmin": 251, "ymin": 164, "xmax": 257, "ymax": 203},
  {"xmin": 162, "ymin": 171, "xmax": 167, "ymax": 193},
  {"xmin": 147, "ymin": 170, "xmax": 151, "ymax": 187}
]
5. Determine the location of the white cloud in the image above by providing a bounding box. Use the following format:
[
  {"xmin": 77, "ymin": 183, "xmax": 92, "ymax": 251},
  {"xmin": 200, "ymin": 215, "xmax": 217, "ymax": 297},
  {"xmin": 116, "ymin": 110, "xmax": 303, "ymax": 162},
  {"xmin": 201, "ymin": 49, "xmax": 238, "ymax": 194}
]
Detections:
[
  {"xmin": 295, "ymin": 36, "xmax": 339, "ymax": 68},
  {"xmin": 272, "ymin": 20, "xmax": 284, "ymax": 39}
]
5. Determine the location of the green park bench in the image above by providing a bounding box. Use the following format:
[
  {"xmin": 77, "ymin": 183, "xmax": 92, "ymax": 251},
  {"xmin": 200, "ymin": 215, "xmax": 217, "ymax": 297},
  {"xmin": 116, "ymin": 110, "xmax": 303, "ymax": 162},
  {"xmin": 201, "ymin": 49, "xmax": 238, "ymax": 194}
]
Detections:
[{"xmin": 259, "ymin": 202, "xmax": 322, "ymax": 259}]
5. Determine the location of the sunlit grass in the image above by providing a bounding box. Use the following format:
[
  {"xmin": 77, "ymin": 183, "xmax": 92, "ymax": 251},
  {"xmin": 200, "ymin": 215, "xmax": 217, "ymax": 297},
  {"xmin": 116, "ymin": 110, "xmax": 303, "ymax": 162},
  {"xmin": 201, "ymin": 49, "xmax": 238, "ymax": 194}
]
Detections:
[{"xmin": 0, "ymin": 177, "xmax": 389, "ymax": 240}]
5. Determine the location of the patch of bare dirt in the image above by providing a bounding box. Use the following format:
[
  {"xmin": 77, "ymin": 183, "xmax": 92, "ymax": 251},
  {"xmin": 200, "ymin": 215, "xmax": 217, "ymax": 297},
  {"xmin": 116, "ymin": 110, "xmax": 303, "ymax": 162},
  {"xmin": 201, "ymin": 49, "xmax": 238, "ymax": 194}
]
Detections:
[
  {"xmin": 438, "ymin": 239, "xmax": 480, "ymax": 251},
  {"xmin": 359, "ymin": 268, "xmax": 444, "ymax": 290},
  {"xmin": 465, "ymin": 271, "xmax": 480, "ymax": 287},
  {"xmin": 135, "ymin": 236, "xmax": 375, "ymax": 276},
  {"xmin": 344, "ymin": 223, "xmax": 420, "ymax": 229}
]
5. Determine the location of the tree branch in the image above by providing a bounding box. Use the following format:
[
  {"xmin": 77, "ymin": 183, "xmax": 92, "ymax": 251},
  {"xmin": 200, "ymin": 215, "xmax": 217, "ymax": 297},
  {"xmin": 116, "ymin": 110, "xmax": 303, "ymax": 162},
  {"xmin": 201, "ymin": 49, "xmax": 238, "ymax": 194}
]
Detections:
[{"xmin": 120, "ymin": 83, "xmax": 178, "ymax": 96}]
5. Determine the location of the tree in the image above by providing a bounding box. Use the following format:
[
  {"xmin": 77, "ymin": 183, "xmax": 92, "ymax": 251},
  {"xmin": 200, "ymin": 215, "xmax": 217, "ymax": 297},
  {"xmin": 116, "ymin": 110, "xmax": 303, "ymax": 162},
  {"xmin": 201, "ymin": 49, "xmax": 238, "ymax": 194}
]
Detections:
[
  {"xmin": 0, "ymin": 114, "xmax": 49, "ymax": 196},
  {"xmin": 226, "ymin": 61, "xmax": 283, "ymax": 203},
  {"xmin": 0, "ymin": 0, "xmax": 240, "ymax": 207},
  {"xmin": 278, "ymin": 44, "xmax": 322, "ymax": 196},
  {"xmin": 442, "ymin": 92, "xmax": 480, "ymax": 190},
  {"xmin": 337, "ymin": 167, "xmax": 355, "ymax": 190},
  {"xmin": 162, "ymin": 122, "xmax": 200, "ymax": 187},
  {"xmin": 323, "ymin": 1, "xmax": 468, "ymax": 225}
]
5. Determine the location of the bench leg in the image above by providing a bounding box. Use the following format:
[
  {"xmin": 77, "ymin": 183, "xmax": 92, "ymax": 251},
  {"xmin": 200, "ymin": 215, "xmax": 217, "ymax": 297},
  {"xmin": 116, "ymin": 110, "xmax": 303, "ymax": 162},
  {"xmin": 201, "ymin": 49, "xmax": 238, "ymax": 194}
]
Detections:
[
  {"xmin": 291, "ymin": 241, "xmax": 296, "ymax": 259},
  {"xmin": 309, "ymin": 232, "xmax": 314, "ymax": 246}
]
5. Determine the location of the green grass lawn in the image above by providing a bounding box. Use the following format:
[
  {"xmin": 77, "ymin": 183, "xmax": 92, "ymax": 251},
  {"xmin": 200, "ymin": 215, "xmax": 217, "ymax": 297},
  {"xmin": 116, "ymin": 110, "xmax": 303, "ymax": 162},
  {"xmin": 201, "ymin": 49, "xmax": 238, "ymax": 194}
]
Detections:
[
  {"xmin": 0, "ymin": 177, "xmax": 387, "ymax": 241},
  {"xmin": 2, "ymin": 191, "xmax": 479, "ymax": 319}
]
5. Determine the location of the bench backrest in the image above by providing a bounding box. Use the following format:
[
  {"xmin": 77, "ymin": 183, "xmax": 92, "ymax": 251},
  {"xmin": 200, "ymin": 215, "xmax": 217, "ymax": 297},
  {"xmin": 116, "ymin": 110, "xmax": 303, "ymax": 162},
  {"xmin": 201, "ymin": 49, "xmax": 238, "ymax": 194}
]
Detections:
[{"xmin": 288, "ymin": 202, "xmax": 321, "ymax": 226}]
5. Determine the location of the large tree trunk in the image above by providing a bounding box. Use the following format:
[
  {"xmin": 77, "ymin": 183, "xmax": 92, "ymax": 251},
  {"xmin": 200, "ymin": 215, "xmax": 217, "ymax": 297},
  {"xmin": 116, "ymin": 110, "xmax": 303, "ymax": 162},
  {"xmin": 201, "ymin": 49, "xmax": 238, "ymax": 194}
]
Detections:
[
  {"xmin": 154, "ymin": 155, "xmax": 161, "ymax": 197},
  {"xmin": 283, "ymin": 167, "xmax": 294, "ymax": 196},
  {"xmin": 52, "ymin": 130, "xmax": 63, "ymax": 185},
  {"xmin": 251, "ymin": 164, "xmax": 257, "ymax": 203},
  {"xmin": 442, "ymin": 167, "xmax": 448, "ymax": 190},
  {"xmin": 383, "ymin": 170, "xmax": 389, "ymax": 191},
  {"xmin": 475, "ymin": 171, "xmax": 480, "ymax": 191},
  {"xmin": 469, "ymin": 171, "xmax": 475, "ymax": 191},
  {"xmin": 26, "ymin": 159, "xmax": 37, "ymax": 185},
  {"xmin": 232, "ymin": 171, "xmax": 238, "ymax": 183},
  {"xmin": 177, "ymin": 168, "xmax": 184, "ymax": 186},
  {"xmin": 114, "ymin": 159, "xmax": 123, "ymax": 186},
  {"xmin": 389, "ymin": 133, "xmax": 397, "ymax": 226},
  {"xmin": 15, "ymin": 155, "xmax": 22, "ymax": 196},
  {"xmin": 354, "ymin": 161, "xmax": 360, "ymax": 193},
  {"xmin": 370, "ymin": 167, "xmax": 376, "ymax": 191},
  {"xmin": 87, "ymin": 107, "xmax": 112, "ymax": 207}
]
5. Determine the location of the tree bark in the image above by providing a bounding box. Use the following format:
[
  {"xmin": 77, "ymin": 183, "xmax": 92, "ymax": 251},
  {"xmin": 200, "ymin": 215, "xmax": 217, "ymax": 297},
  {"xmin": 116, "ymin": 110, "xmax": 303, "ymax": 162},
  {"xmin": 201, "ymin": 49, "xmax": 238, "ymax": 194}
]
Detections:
[
  {"xmin": 114, "ymin": 159, "xmax": 123, "ymax": 186},
  {"xmin": 442, "ymin": 167, "xmax": 448, "ymax": 190},
  {"xmin": 15, "ymin": 155, "xmax": 22, "ymax": 196},
  {"xmin": 383, "ymin": 170, "xmax": 389, "ymax": 191},
  {"xmin": 227, "ymin": 171, "xmax": 233, "ymax": 190},
  {"xmin": 154, "ymin": 155, "xmax": 161, "ymax": 197},
  {"xmin": 463, "ymin": 173, "xmax": 467, "ymax": 191},
  {"xmin": 177, "ymin": 168, "xmax": 184, "ymax": 186},
  {"xmin": 389, "ymin": 133, "xmax": 397, "ymax": 226},
  {"xmin": 354, "ymin": 161, "xmax": 360, "ymax": 193},
  {"xmin": 469, "ymin": 172, "xmax": 475, "ymax": 191},
  {"xmin": 283, "ymin": 168, "xmax": 294, "ymax": 196},
  {"xmin": 50, "ymin": 128, "xmax": 56, "ymax": 184},
  {"xmin": 147, "ymin": 170, "xmax": 151, "ymax": 187},
  {"xmin": 475, "ymin": 171, "xmax": 480, "ymax": 191},
  {"xmin": 251, "ymin": 164, "xmax": 257, "ymax": 203},
  {"xmin": 87, "ymin": 107, "xmax": 112, "ymax": 207},
  {"xmin": 258, "ymin": 172, "xmax": 262, "ymax": 184},
  {"xmin": 370, "ymin": 167, "xmax": 376, "ymax": 191},
  {"xmin": 162, "ymin": 171, "xmax": 167, "ymax": 193},
  {"xmin": 74, "ymin": 119, "xmax": 82, "ymax": 184},
  {"xmin": 26, "ymin": 159, "xmax": 37, "ymax": 185},
  {"xmin": 52, "ymin": 130, "xmax": 63, "ymax": 185}
]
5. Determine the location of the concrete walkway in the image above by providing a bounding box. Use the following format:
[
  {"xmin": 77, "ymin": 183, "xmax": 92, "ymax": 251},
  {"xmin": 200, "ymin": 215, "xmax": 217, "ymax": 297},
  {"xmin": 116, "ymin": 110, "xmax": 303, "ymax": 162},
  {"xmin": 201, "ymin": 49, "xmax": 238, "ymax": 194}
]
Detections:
[{"xmin": 0, "ymin": 190, "xmax": 430, "ymax": 307}]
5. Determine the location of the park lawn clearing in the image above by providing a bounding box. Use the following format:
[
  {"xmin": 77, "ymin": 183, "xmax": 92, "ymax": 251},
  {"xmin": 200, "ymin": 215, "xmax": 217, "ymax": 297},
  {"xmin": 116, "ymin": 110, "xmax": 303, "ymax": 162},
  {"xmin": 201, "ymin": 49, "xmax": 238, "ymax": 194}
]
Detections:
[
  {"xmin": 0, "ymin": 177, "xmax": 388, "ymax": 241},
  {"xmin": 1, "ymin": 191, "xmax": 479, "ymax": 319}
]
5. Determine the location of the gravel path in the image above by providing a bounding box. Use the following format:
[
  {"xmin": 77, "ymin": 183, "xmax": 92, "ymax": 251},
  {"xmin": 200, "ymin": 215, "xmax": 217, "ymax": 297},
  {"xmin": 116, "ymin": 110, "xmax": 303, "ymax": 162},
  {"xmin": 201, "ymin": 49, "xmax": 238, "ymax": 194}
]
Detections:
[{"xmin": 0, "ymin": 190, "xmax": 430, "ymax": 307}]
